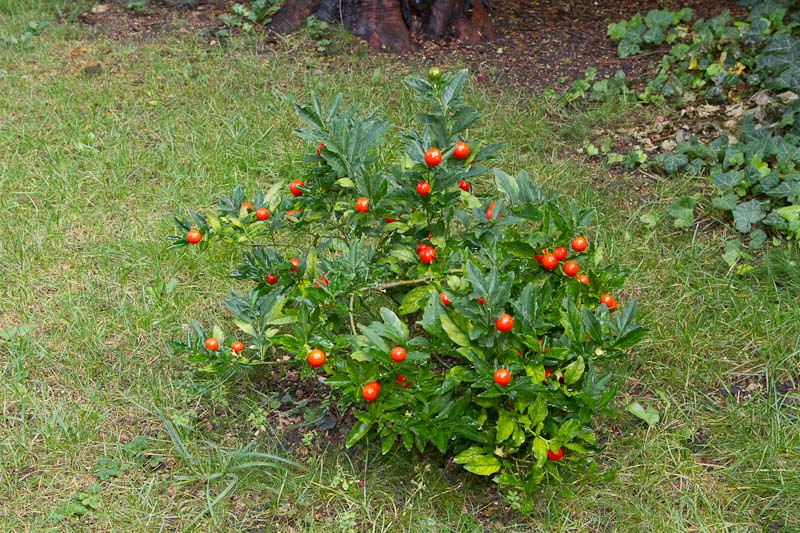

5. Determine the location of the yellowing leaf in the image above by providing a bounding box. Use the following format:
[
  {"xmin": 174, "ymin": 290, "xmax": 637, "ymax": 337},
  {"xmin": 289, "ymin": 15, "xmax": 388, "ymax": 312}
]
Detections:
[
  {"xmin": 234, "ymin": 320, "xmax": 256, "ymax": 337},
  {"xmin": 439, "ymin": 311, "xmax": 471, "ymax": 347}
]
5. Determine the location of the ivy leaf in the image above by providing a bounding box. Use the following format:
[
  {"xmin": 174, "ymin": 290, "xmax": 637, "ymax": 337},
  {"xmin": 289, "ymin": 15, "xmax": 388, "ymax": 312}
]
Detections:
[
  {"xmin": 712, "ymin": 193, "xmax": 738, "ymax": 212},
  {"xmin": 777, "ymin": 205, "xmax": 800, "ymax": 237},
  {"xmin": 711, "ymin": 170, "xmax": 744, "ymax": 192},
  {"xmin": 749, "ymin": 228, "xmax": 767, "ymax": 249},
  {"xmin": 644, "ymin": 9, "xmax": 675, "ymax": 31},
  {"xmin": 733, "ymin": 200, "xmax": 767, "ymax": 234},
  {"xmin": 607, "ymin": 20, "xmax": 628, "ymax": 40},
  {"xmin": 667, "ymin": 196, "xmax": 697, "ymax": 228},
  {"xmin": 655, "ymin": 153, "xmax": 689, "ymax": 173},
  {"xmin": 618, "ymin": 38, "xmax": 641, "ymax": 58}
]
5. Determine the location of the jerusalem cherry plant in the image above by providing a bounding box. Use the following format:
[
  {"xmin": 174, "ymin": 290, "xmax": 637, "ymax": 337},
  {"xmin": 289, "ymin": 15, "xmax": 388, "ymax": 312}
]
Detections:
[{"xmin": 169, "ymin": 69, "xmax": 646, "ymax": 490}]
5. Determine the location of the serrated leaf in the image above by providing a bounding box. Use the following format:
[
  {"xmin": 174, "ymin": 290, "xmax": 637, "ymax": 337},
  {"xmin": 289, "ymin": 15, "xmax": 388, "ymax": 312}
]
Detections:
[
  {"xmin": 607, "ymin": 20, "xmax": 628, "ymax": 40},
  {"xmin": 645, "ymin": 9, "xmax": 675, "ymax": 30}
]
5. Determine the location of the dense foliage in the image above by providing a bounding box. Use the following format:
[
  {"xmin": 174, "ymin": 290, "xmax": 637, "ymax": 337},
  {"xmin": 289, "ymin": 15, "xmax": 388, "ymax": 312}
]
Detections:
[
  {"xmin": 169, "ymin": 70, "xmax": 645, "ymax": 489},
  {"xmin": 605, "ymin": 2, "xmax": 800, "ymax": 247}
]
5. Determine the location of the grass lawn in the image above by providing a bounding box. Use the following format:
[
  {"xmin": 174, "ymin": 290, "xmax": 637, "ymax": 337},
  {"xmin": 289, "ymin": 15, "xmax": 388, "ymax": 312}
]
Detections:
[{"xmin": 1, "ymin": 1, "xmax": 799, "ymax": 531}]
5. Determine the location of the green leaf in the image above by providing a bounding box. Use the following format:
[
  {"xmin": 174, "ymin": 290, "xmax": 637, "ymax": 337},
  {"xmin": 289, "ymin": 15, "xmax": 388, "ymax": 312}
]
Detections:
[
  {"xmin": 493, "ymin": 168, "xmax": 519, "ymax": 204},
  {"xmin": 532, "ymin": 437, "xmax": 548, "ymax": 467},
  {"xmin": 643, "ymin": 25, "xmax": 665, "ymax": 45},
  {"xmin": 453, "ymin": 447, "xmax": 501, "ymax": 476},
  {"xmin": 358, "ymin": 324, "xmax": 388, "ymax": 352},
  {"xmin": 626, "ymin": 401, "xmax": 660, "ymax": 426},
  {"xmin": 639, "ymin": 212, "xmax": 659, "ymax": 228},
  {"xmin": 711, "ymin": 170, "xmax": 744, "ymax": 192},
  {"xmin": 398, "ymin": 285, "xmax": 430, "ymax": 315},
  {"xmin": 345, "ymin": 420, "xmax": 372, "ymax": 447},
  {"xmin": 439, "ymin": 311, "xmax": 471, "ymax": 347},
  {"xmin": 234, "ymin": 320, "xmax": 256, "ymax": 337},
  {"xmin": 722, "ymin": 239, "xmax": 742, "ymax": 267},
  {"xmin": 644, "ymin": 9, "xmax": 675, "ymax": 30},
  {"xmin": 527, "ymin": 396, "xmax": 548, "ymax": 426},
  {"xmin": 496, "ymin": 410, "xmax": 516, "ymax": 443},
  {"xmin": 618, "ymin": 38, "xmax": 640, "ymax": 58},
  {"xmin": 381, "ymin": 433, "xmax": 395, "ymax": 454},
  {"xmin": 607, "ymin": 20, "xmax": 628, "ymax": 40},
  {"xmin": 777, "ymin": 205, "xmax": 800, "ymax": 237},
  {"xmin": 0, "ymin": 324, "xmax": 36, "ymax": 341},
  {"xmin": 749, "ymin": 229, "xmax": 767, "ymax": 249},
  {"xmin": 655, "ymin": 153, "xmax": 689, "ymax": 173},
  {"xmin": 380, "ymin": 307, "xmax": 409, "ymax": 340},
  {"xmin": 563, "ymin": 356, "xmax": 585, "ymax": 385},
  {"xmin": 733, "ymin": 200, "xmax": 766, "ymax": 234},
  {"xmin": 750, "ymin": 156, "xmax": 770, "ymax": 178},
  {"xmin": 442, "ymin": 69, "xmax": 468, "ymax": 108},
  {"xmin": 667, "ymin": 195, "xmax": 697, "ymax": 228}
]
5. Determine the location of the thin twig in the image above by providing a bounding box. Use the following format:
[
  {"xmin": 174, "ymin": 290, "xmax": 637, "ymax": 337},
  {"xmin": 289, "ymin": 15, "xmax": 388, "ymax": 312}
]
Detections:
[
  {"xmin": 357, "ymin": 269, "xmax": 463, "ymax": 293},
  {"xmin": 349, "ymin": 291, "xmax": 357, "ymax": 335}
]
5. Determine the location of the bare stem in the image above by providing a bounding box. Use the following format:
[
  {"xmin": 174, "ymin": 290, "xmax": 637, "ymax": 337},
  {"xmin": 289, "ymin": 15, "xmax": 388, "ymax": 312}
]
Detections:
[
  {"xmin": 349, "ymin": 291, "xmax": 357, "ymax": 335},
  {"xmin": 357, "ymin": 269, "xmax": 462, "ymax": 293}
]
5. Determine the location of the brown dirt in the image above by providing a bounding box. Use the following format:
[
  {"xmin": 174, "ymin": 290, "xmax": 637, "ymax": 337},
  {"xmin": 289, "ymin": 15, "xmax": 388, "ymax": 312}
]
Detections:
[
  {"xmin": 77, "ymin": 0, "xmax": 745, "ymax": 91},
  {"xmin": 422, "ymin": 0, "xmax": 746, "ymax": 91}
]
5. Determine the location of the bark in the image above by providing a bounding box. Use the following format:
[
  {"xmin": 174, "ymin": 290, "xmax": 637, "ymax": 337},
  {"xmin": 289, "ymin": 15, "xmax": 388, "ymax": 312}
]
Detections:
[
  {"xmin": 269, "ymin": 0, "xmax": 494, "ymax": 53},
  {"xmin": 269, "ymin": 0, "xmax": 321, "ymax": 34}
]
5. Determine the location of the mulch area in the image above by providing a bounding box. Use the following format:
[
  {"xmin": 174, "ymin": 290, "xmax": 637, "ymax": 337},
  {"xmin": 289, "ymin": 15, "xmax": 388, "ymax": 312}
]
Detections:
[
  {"xmin": 421, "ymin": 0, "xmax": 745, "ymax": 91},
  {"xmin": 77, "ymin": 0, "xmax": 745, "ymax": 91}
]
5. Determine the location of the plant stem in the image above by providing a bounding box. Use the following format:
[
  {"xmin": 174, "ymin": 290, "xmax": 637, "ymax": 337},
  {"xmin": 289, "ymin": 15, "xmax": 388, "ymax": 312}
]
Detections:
[
  {"xmin": 349, "ymin": 292, "xmax": 357, "ymax": 335},
  {"xmin": 358, "ymin": 269, "xmax": 462, "ymax": 293}
]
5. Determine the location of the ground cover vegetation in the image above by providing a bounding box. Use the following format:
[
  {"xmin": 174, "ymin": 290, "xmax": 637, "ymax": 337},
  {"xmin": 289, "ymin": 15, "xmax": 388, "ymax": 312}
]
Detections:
[{"xmin": 568, "ymin": 1, "xmax": 800, "ymax": 260}]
